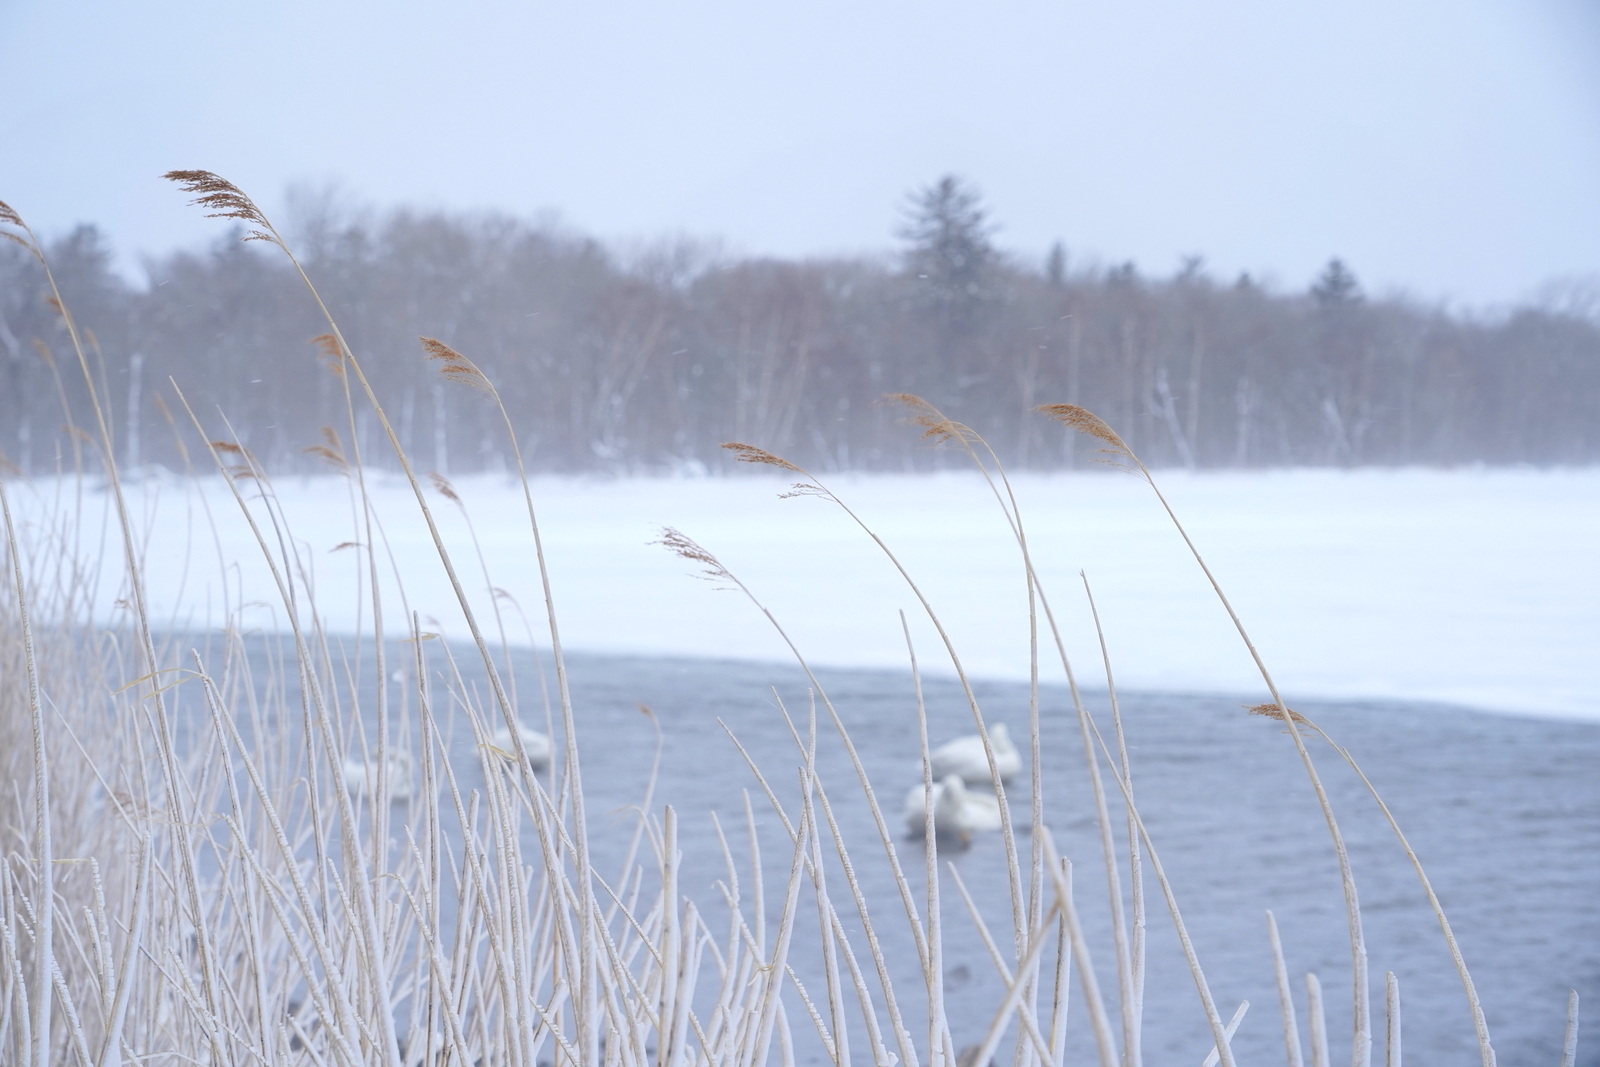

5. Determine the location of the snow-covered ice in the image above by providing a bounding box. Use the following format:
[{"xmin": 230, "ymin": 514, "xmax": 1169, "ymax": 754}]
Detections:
[{"xmin": 13, "ymin": 465, "xmax": 1598, "ymax": 721}]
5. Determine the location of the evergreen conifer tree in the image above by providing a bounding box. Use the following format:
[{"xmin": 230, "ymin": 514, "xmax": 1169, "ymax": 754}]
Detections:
[
  {"xmin": 1311, "ymin": 257, "xmax": 1362, "ymax": 307},
  {"xmin": 896, "ymin": 174, "xmax": 997, "ymax": 333}
]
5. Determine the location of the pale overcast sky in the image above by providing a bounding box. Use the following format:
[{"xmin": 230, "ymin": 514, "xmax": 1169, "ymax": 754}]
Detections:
[{"xmin": 2, "ymin": 0, "xmax": 1596, "ymax": 306}]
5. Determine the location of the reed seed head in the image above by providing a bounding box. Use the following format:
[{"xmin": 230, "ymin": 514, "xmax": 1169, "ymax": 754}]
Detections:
[
  {"xmin": 1037, "ymin": 402, "xmax": 1140, "ymax": 471},
  {"xmin": 302, "ymin": 445, "xmax": 345, "ymax": 469},
  {"xmin": 301, "ymin": 427, "xmax": 348, "ymax": 471},
  {"xmin": 421, "ymin": 336, "xmax": 493, "ymax": 395},
  {"xmin": 884, "ymin": 392, "xmax": 975, "ymax": 446},
  {"xmin": 777, "ymin": 482, "xmax": 828, "ymax": 500},
  {"xmin": 210, "ymin": 438, "xmax": 259, "ymax": 481},
  {"xmin": 1246, "ymin": 702, "xmax": 1310, "ymax": 726},
  {"xmin": 1036, "ymin": 403, "xmax": 1130, "ymax": 452},
  {"xmin": 0, "ymin": 199, "xmax": 41, "ymax": 260},
  {"xmin": 310, "ymin": 333, "xmax": 347, "ymax": 378},
  {"xmin": 164, "ymin": 170, "xmax": 279, "ymax": 244},
  {"xmin": 656, "ymin": 526, "xmax": 735, "ymax": 585},
  {"xmin": 429, "ymin": 471, "xmax": 461, "ymax": 504},
  {"xmin": 721, "ymin": 442, "xmax": 803, "ymax": 473}
]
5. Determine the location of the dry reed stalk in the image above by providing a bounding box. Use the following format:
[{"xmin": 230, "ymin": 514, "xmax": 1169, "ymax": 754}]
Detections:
[
  {"xmin": 1201, "ymin": 1001, "xmax": 1250, "ymax": 1067},
  {"xmin": 0, "ymin": 482, "xmax": 51, "ymax": 1067},
  {"xmin": 1268, "ymin": 910, "xmax": 1307, "ymax": 1067},
  {"xmin": 1043, "ymin": 400, "xmax": 1390, "ymax": 1067},
  {"xmin": 658, "ymin": 526, "xmax": 939, "ymax": 992},
  {"xmin": 892, "ymin": 396, "xmax": 1257, "ymax": 1067},
  {"xmin": 719, "ymin": 441, "xmax": 1031, "ymax": 959},
  {"xmin": 944, "ymin": 864, "xmax": 1057, "ymax": 1062},
  {"xmin": 888, "ymin": 394, "xmax": 1144, "ymax": 1048},
  {"xmin": 1384, "ymin": 971, "xmax": 1400, "ymax": 1067},
  {"xmin": 7, "ymin": 207, "xmax": 163, "ymax": 756},
  {"xmin": 1266, "ymin": 705, "xmax": 1497, "ymax": 1066},
  {"xmin": 1040, "ymin": 840, "xmax": 1119, "ymax": 1067},
  {"xmin": 893, "ymin": 394, "xmax": 1172, "ymax": 1067},
  {"xmin": 1560, "ymin": 991, "xmax": 1579, "ymax": 1067},
  {"xmin": 1072, "ymin": 579, "xmax": 1239, "ymax": 1067},
  {"xmin": 170, "ymin": 172, "xmax": 610, "ymax": 1065},
  {"xmin": 903, "ymin": 611, "xmax": 952, "ymax": 1067},
  {"xmin": 5, "ymin": 201, "xmax": 233, "ymax": 1066},
  {"xmin": 1308, "ymin": 972, "xmax": 1331, "ymax": 1067}
]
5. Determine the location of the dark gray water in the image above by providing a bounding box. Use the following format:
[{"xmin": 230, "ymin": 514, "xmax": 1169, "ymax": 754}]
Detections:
[
  {"xmin": 542, "ymin": 651, "xmax": 1598, "ymax": 1067},
  {"xmin": 229, "ymin": 634, "xmax": 1599, "ymax": 1066}
]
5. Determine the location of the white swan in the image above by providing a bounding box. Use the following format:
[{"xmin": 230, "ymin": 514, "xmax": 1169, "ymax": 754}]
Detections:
[
  {"xmin": 491, "ymin": 721, "xmax": 553, "ymax": 769},
  {"xmin": 341, "ymin": 750, "xmax": 414, "ymax": 803},
  {"xmin": 903, "ymin": 775, "xmax": 1003, "ymax": 840},
  {"xmin": 929, "ymin": 722, "xmax": 1021, "ymax": 784}
]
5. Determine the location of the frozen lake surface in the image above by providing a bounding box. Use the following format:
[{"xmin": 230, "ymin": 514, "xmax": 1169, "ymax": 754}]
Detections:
[{"xmin": 33, "ymin": 464, "xmax": 1600, "ymax": 720}]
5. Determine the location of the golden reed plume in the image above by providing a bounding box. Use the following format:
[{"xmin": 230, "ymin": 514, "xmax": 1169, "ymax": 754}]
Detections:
[
  {"xmin": 0, "ymin": 199, "xmax": 42, "ymax": 261},
  {"xmin": 163, "ymin": 171, "xmax": 279, "ymax": 245},
  {"xmin": 1035, "ymin": 403, "xmax": 1132, "ymax": 456},
  {"xmin": 429, "ymin": 471, "xmax": 461, "ymax": 504},
  {"xmin": 311, "ymin": 333, "xmax": 347, "ymax": 378},
  {"xmin": 883, "ymin": 392, "xmax": 977, "ymax": 446},
  {"xmin": 422, "ymin": 336, "xmax": 494, "ymax": 395},
  {"xmin": 655, "ymin": 526, "xmax": 735, "ymax": 586},
  {"xmin": 302, "ymin": 427, "xmax": 349, "ymax": 472},
  {"xmin": 720, "ymin": 441, "xmax": 804, "ymax": 473},
  {"xmin": 1246, "ymin": 702, "xmax": 1311, "ymax": 726}
]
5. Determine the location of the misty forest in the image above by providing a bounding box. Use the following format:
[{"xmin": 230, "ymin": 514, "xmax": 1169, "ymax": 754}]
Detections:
[{"xmin": 2, "ymin": 175, "xmax": 1597, "ymax": 475}]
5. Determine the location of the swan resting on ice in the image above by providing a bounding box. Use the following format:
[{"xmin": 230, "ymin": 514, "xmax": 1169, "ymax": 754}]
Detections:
[
  {"xmin": 929, "ymin": 722, "xmax": 1022, "ymax": 784},
  {"xmin": 903, "ymin": 774, "xmax": 1003, "ymax": 841},
  {"xmin": 491, "ymin": 721, "xmax": 553, "ymax": 769},
  {"xmin": 341, "ymin": 750, "xmax": 414, "ymax": 803}
]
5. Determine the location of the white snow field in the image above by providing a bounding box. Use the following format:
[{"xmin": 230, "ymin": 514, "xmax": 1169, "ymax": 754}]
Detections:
[{"xmin": 15, "ymin": 464, "xmax": 1598, "ymax": 721}]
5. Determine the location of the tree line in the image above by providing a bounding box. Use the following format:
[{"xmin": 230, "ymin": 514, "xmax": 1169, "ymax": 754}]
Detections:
[{"xmin": 3, "ymin": 176, "xmax": 1597, "ymax": 476}]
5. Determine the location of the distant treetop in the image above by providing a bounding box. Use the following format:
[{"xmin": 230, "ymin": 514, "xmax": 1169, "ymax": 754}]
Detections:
[
  {"xmin": 1312, "ymin": 258, "xmax": 1362, "ymax": 307},
  {"xmin": 896, "ymin": 175, "xmax": 998, "ymax": 322}
]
